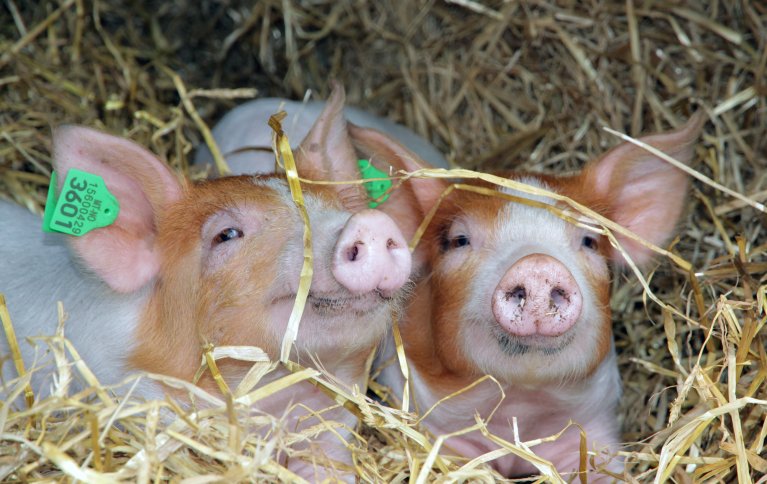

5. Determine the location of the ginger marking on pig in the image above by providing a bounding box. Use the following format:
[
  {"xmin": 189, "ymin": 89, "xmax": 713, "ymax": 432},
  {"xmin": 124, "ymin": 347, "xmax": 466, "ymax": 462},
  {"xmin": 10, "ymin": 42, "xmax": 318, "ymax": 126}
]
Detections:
[{"xmin": 375, "ymin": 113, "xmax": 705, "ymax": 478}]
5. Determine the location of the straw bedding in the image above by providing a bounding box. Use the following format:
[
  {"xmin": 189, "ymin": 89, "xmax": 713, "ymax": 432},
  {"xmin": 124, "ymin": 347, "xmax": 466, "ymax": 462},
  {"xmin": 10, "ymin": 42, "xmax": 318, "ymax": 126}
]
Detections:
[{"xmin": 1, "ymin": 1, "xmax": 765, "ymax": 482}]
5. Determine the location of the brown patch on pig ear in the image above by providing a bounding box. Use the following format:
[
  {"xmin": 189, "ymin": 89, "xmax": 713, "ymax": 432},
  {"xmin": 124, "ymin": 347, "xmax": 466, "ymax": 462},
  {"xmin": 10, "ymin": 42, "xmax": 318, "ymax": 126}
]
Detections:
[
  {"xmin": 348, "ymin": 123, "xmax": 448, "ymax": 241},
  {"xmin": 581, "ymin": 112, "xmax": 705, "ymax": 266},
  {"xmin": 52, "ymin": 125, "xmax": 185, "ymax": 293},
  {"xmin": 293, "ymin": 83, "xmax": 359, "ymax": 183}
]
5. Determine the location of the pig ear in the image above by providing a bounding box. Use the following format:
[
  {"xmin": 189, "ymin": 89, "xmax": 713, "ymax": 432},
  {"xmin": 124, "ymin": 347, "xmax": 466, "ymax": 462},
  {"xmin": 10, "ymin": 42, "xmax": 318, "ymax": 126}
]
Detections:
[
  {"xmin": 293, "ymin": 83, "xmax": 447, "ymax": 241},
  {"xmin": 294, "ymin": 83, "xmax": 359, "ymax": 182},
  {"xmin": 347, "ymin": 124, "xmax": 447, "ymax": 242},
  {"xmin": 53, "ymin": 125, "xmax": 183, "ymax": 293},
  {"xmin": 582, "ymin": 112, "xmax": 705, "ymax": 266}
]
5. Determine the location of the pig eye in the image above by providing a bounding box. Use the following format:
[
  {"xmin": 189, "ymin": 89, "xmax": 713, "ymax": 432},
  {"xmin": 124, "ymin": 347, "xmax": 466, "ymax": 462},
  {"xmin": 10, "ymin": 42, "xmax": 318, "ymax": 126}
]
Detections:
[
  {"xmin": 581, "ymin": 235, "xmax": 599, "ymax": 251},
  {"xmin": 213, "ymin": 227, "xmax": 244, "ymax": 245},
  {"xmin": 451, "ymin": 235, "xmax": 471, "ymax": 249},
  {"xmin": 448, "ymin": 234, "xmax": 471, "ymax": 250},
  {"xmin": 441, "ymin": 219, "xmax": 472, "ymax": 252}
]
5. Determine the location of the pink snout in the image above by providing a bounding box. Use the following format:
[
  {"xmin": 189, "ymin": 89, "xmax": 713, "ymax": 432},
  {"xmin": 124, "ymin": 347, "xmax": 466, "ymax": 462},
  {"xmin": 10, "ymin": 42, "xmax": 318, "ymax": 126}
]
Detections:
[
  {"xmin": 332, "ymin": 209, "xmax": 412, "ymax": 297},
  {"xmin": 492, "ymin": 254, "xmax": 582, "ymax": 337}
]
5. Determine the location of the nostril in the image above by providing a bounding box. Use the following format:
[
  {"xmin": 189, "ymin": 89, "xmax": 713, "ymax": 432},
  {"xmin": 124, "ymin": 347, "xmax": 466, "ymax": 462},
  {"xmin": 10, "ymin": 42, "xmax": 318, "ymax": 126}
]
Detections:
[
  {"xmin": 505, "ymin": 286, "xmax": 526, "ymax": 307},
  {"xmin": 549, "ymin": 287, "xmax": 568, "ymax": 309},
  {"xmin": 348, "ymin": 243, "xmax": 362, "ymax": 262},
  {"xmin": 386, "ymin": 238, "xmax": 397, "ymax": 250}
]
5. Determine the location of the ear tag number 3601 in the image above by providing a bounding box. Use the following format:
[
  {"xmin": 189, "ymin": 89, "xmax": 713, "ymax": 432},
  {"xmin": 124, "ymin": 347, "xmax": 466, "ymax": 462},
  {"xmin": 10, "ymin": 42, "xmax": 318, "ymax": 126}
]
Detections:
[{"xmin": 42, "ymin": 169, "xmax": 120, "ymax": 236}]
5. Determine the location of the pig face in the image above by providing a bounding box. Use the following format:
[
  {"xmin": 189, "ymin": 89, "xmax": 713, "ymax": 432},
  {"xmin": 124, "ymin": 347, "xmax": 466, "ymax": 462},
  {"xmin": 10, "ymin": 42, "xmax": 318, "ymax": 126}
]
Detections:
[
  {"xmin": 392, "ymin": 112, "xmax": 704, "ymax": 392},
  {"xmin": 423, "ymin": 178, "xmax": 613, "ymax": 385},
  {"xmin": 131, "ymin": 175, "xmax": 411, "ymax": 378}
]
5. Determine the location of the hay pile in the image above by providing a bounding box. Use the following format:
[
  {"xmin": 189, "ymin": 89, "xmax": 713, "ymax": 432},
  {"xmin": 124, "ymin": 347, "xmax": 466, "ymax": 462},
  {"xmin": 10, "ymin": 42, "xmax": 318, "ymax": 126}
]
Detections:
[{"xmin": 1, "ymin": 0, "xmax": 765, "ymax": 482}]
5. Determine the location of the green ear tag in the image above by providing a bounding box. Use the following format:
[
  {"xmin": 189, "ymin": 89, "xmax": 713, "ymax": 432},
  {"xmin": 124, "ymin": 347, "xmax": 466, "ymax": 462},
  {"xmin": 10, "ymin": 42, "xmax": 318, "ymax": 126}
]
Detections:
[
  {"xmin": 358, "ymin": 159, "xmax": 392, "ymax": 209},
  {"xmin": 42, "ymin": 169, "xmax": 120, "ymax": 236}
]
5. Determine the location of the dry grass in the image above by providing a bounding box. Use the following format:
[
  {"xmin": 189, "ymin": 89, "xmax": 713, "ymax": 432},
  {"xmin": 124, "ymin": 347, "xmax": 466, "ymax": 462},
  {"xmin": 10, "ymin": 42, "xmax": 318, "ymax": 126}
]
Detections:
[{"xmin": 1, "ymin": 0, "xmax": 765, "ymax": 482}]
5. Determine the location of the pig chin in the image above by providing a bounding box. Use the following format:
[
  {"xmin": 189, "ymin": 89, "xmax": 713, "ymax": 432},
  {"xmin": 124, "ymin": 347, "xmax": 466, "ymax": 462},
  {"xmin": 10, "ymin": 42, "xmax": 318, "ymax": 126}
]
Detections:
[
  {"xmin": 491, "ymin": 324, "xmax": 576, "ymax": 356},
  {"xmin": 462, "ymin": 308, "xmax": 607, "ymax": 385}
]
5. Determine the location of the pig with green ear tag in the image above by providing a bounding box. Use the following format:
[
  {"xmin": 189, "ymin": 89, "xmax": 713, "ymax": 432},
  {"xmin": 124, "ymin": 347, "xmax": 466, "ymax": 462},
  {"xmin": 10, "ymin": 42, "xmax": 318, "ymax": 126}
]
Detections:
[
  {"xmin": 0, "ymin": 88, "xmax": 428, "ymax": 481},
  {"xmin": 370, "ymin": 113, "xmax": 705, "ymax": 480}
]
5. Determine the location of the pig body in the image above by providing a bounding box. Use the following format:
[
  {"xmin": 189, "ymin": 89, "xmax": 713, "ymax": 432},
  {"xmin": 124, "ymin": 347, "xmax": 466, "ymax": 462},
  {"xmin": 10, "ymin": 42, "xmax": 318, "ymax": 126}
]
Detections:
[
  {"xmin": 194, "ymin": 97, "xmax": 449, "ymax": 176},
  {"xmin": 0, "ymin": 86, "xmax": 418, "ymax": 480},
  {"xmin": 0, "ymin": 201, "xmax": 152, "ymax": 398},
  {"xmin": 374, "ymin": 114, "xmax": 704, "ymax": 479},
  {"xmin": 382, "ymin": 343, "xmax": 621, "ymax": 475}
]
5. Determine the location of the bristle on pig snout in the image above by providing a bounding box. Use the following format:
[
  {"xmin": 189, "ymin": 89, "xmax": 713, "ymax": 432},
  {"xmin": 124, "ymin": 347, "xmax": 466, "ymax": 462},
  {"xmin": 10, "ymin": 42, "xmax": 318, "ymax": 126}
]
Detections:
[
  {"xmin": 491, "ymin": 253, "xmax": 582, "ymax": 337},
  {"xmin": 332, "ymin": 209, "xmax": 412, "ymax": 297}
]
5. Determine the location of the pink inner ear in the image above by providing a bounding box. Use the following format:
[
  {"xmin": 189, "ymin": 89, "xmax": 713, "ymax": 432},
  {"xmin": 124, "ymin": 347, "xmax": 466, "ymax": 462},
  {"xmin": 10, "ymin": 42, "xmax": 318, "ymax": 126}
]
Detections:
[
  {"xmin": 53, "ymin": 125, "xmax": 183, "ymax": 292},
  {"xmin": 606, "ymin": 164, "xmax": 690, "ymax": 265},
  {"xmin": 70, "ymin": 230, "xmax": 160, "ymax": 293},
  {"xmin": 346, "ymin": 124, "xmax": 449, "ymax": 275},
  {"xmin": 294, "ymin": 84, "xmax": 360, "ymax": 184},
  {"xmin": 584, "ymin": 113, "xmax": 704, "ymax": 266},
  {"xmin": 348, "ymin": 124, "xmax": 446, "ymax": 219}
]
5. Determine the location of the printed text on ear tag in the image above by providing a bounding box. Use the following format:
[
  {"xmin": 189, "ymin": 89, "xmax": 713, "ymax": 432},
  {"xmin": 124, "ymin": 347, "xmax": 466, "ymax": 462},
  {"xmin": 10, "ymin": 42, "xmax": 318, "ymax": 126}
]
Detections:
[
  {"xmin": 358, "ymin": 159, "xmax": 392, "ymax": 209},
  {"xmin": 42, "ymin": 169, "xmax": 120, "ymax": 235}
]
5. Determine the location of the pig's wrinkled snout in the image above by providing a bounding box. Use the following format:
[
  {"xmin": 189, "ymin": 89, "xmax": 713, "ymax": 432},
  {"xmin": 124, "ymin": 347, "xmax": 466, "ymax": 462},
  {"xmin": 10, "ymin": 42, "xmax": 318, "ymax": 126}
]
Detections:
[
  {"xmin": 492, "ymin": 253, "xmax": 582, "ymax": 337},
  {"xmin": 332, "ymin": 209, "xmax": 411, "ymax": 297}
]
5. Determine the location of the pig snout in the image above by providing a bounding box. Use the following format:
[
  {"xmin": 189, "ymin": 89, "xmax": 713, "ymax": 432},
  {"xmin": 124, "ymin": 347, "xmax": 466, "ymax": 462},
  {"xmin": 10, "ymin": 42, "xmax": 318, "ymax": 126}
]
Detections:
[
  {"xmin": 331, "ymin": 209, "xmax": 411, "ymax": 297},
  {"xmin": 491, "ymin": 254, "xmax": 582, "ymax": 337}
]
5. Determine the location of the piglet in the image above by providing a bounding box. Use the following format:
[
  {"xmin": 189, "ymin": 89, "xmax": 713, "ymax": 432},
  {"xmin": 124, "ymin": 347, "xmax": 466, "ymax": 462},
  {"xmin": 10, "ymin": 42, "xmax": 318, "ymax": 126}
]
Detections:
[
  {"xmin": 194, "ymin": 89, "xmax": 449, "ymax": 176},
  {"xmin": 0, "ymin": 89, "xmax": 415, "ymax": 480},
  {"xmin": 371, "ymin": 114, "xmax": 704, "ymax": 480}
]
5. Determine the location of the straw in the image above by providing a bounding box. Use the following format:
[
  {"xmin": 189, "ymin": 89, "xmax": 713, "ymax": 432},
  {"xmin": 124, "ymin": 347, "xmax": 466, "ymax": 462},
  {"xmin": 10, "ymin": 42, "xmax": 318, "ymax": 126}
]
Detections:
[{"xmin": 1, "ymin": 1, "xmax": 764, "ymax": 481}]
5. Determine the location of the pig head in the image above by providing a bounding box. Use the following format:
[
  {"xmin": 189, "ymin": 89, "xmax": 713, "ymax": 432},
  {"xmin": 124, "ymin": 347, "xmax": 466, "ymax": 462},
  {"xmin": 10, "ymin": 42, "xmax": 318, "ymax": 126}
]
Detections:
[
  {"xmin": 374, "ymin": 113, "xmax": 704, "ymax": 479},
  {"xmin": 1, "ymin": 87, "xmax": 418, "ymax": 480}
]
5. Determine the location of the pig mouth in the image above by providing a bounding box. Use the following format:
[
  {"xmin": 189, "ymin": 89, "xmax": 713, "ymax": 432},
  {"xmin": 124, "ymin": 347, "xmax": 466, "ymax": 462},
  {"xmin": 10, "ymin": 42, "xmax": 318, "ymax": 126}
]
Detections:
[
  {"xmin": 492, "ymin": 326, "xmax": 576, "ymax": 356},
  {"xmin": 308, "ymin": 291, "xmax": 390, "ymax": 316},
  {"xmin": 272, "ymin": 290, "xmax": 393, "ymax": 317}
]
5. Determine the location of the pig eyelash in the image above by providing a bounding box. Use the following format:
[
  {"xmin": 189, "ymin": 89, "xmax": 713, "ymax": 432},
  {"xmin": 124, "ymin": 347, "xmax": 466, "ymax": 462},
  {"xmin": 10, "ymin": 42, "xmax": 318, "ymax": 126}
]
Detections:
[
  {"xmin": 440, "ymin": 233, "xmax": 471, "ymax": 251},
  {"xmin": 581, "ymin": 235, "xmax": 599, "ymax": 251},
  {"xmin": 212, "ymin": 227, "xmax": 244, "ymax": 245},
  {"xmin": 439, "ymin": 218, "xmax": 473, "ymax": 252},
  {"xmin": 450, "ymin": 235, "xmax": 471, "ymax": 249}
]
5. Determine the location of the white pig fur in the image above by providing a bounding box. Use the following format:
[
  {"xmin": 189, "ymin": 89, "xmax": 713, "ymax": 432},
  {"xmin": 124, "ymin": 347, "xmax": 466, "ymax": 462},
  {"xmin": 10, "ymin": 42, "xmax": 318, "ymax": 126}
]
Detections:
[
  {"xmin": 0, "ymin": 201, "xmax": 150, "ymax": 395},
  {"xmin": 194, "ymin": 95, "xmax": 449, "ymax": 175},
  {"xmin": 374, "ymin": 113, "xmax": 705, "ymax": 480},
  {"xmin": 0, "ymin": 85, "xmax": 435, "ymax": 481}
]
